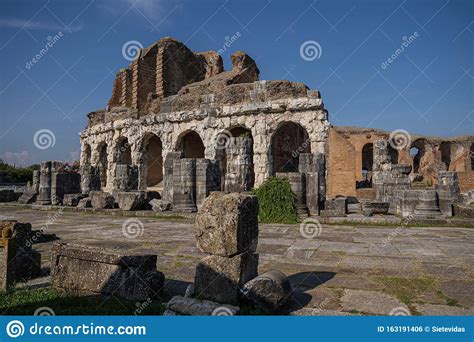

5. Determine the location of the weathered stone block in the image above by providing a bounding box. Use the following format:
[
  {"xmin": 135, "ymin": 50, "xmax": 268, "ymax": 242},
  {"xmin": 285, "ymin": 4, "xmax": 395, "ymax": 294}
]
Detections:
[
  {"xmin": 453, "ymin": 204, "xmax": 474, "ymax": 218},
  {"xmin": 194, "ymin": 252, "xmax": 258, "ymax": 305},
  {"xmin": 322, "ymin": 197, "xmax": 347, "ymax": 217},
  {"xmin": 63, "ymin": 194, "xmax": 87, "ymax": 207},
  {"xmin": 173, "ymin": 158, "xmax": 197, "ymax": 212},
  {"xmin": 241, "ymin": 269, "xmax": 292, "ymax": 312},
  {"xmin": 17, "ymin": 190, "xmax": 37, "ymax": 204},
  {"xmin": 276, "ymin": 172, "xmax": 309, "ymax": 217},
  {"xmin": 89, "ymin": 190, "xmax": 115, "ymax": 209},
  {"xmin": 166, "ymin": 295, "xmax": 239, "ymax": 316},
  {"xmin": 361, "ymin": 202, "xmax": 390, "ymax": 217},
  {"xmin": 195, "ymin": 192, "xmax": 258, "ymax": 257},
  {"xmin": 150, "ymin": 199, "xmax": 172, "ymax": 212},
  {"xmin": 51, "ymin": 242, "xmax": 164, "ymax": 300},
  {"xmin": 116, "ymin": 191, "xmax": 147, "ymax": 211},
  {"xmin": 195, "ymin": 159, "xmax": 221, "ymax": 209},
  {"xmin": 77, "ymin": 197, "xmax": 92, "ymax": 208}
]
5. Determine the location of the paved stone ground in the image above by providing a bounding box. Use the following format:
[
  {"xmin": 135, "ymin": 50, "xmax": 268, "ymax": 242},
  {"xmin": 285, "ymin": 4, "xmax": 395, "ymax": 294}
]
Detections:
[{"xmin": 2, "ymin": 207, "xmax": 474, "ymax": 316}]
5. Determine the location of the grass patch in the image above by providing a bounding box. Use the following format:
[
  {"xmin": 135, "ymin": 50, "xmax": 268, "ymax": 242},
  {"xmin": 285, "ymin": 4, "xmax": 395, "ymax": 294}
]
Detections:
[
  {"xmin": 0, "ymin": 287, "xmax": 165, "ymax": 315},
  {"xmin": 375, "ymin": 276, "xmax": 460, "ymax": 307}
]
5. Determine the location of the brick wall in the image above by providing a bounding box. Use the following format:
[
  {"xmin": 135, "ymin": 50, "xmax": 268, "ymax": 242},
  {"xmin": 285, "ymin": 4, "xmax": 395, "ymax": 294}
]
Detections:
[
  {"xmin": 457, "ymin": 171, "xmax": 474, "ymax": 193},
  {"xmin": 327, "ymin": 127, "xmax": 356, "ymax": 198}
]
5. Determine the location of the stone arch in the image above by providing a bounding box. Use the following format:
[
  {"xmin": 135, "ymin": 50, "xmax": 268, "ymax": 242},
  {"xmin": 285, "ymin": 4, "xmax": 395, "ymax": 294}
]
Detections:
[
  {"xmin": 115, "ymin": 137, "xmax": 132, "ymax": 164},
  {"xmin": 97, "ymin": 142, "xmax": 108, "ymax": 189},
  {"xmin": 216, "ymin": 125, "xmax": 254, "ymax": 191},
  {"xmin": 175, "ymin": 130, "xmax": 205, "ymax": 158},
  {"xmin": 439, "ymin": 141, "xmax": 451, "ymax": 170},
  {"xmin": 140, "ymin": 133, "xmax": 164, "ymax": 189},
  {"xmin": 410, "ymin": 139, "xmax": 425, "ymax": 174},
  {"xmin": 361, "ymin": 143, "xmax": 373, "ymax": 179},
  {"xmin": 270, "ymin": 121, "xmax": 310, "ymax": 174}
]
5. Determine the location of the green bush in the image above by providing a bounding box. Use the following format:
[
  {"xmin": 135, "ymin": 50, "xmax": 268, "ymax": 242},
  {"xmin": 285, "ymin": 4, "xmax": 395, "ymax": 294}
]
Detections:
[
  {"xmin": 0, "ymin": 160, "xmax": 36, "ymax": 183},
  {"xmin": 251, "ymin": 177, "xmax": 298, "ymax": 224}
]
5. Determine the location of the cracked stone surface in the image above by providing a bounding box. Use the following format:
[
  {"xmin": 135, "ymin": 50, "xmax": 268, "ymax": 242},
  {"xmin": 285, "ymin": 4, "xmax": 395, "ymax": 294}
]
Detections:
[{"xmin": 2, "ymin": 206, "xmax": 473, "ymax": 315}]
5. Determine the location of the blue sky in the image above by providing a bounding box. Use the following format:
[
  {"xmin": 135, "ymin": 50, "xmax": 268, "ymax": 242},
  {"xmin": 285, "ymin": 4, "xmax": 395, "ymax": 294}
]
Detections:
[{"xmin": 0, "ymin": 0, "xmax": 472, "ymax": 165}]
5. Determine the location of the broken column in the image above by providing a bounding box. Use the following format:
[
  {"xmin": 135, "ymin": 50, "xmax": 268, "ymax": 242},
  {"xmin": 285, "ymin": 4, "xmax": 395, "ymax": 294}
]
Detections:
[
  {"xmin": 173, "ymin": 158, "xmax": 197, "ymax": 212},
  {"xmin": 36, "ymin": 161, "xmax": 52, "ymax": 205},
  {"xmin": 276, "ymin": 172, "xmax": 309, "ymax": 217},
  {"xmin": 413, "ymin": 190, "xmax": 443, "ymax": 219},
  {"xmin": 298, "ymin": 153, "xmax": 320, "ymax": 216},
  {"xmin": 51, "ymin": 242, "xmax": 164, "ymax": 300},
  {"xmin": 194, "ymin": 192, "xmax": 259, "ymax": 305},
  {"xmin": 224, "ymin": 137, "xmax": 254, "ymax": 192},
  {"xmin": 162, "ymin": 152, "xmax": 183, "ymax": 202},
  {"xmin": 195, "ymin": 159, "xmax": 221, "ymax": 209}
]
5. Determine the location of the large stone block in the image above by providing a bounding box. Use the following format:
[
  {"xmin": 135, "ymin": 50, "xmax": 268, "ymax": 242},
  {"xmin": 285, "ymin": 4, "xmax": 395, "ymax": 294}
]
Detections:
[
  {"xmin": 17, "ymin": 190, "xmax": 37, "ymax": 204},
  {"xmin": 149, "ymin": 199, "xmax": 172, "ymax": 212},
  {"xmin": 173, "ymin": 158, "xmax": 197, "ymax": 212},
  {"xmin": 241, "ymin": 269, "xmax": 292, "ymax": 312},
  {"xmin": 194, "ymin": 252, "xmax": 258, "ymax": 305},
  {"xmin": 63, "ymin": 193, "xmax": 87, "ymax": 207},
  {"xmin": 51, "ymin": 242, "xmax": 164, "ymax": 300},
  {"xmin": 195, "ymin": 192, "xmax": 258, "ymax": 257},
  {"xmin": 165, "ymin": 295, "xmax": 239, "ymax": 316},
  {"xmin": 0, "ymin": 220, "xmax": 42, "ymax": 288},
  {"xmin": 89, "ymin": 190, "xmax": 115, "ymax": 209},
  {"xmin": 116, "ymin": 191, "xmax": 147, "ymax": 211}
]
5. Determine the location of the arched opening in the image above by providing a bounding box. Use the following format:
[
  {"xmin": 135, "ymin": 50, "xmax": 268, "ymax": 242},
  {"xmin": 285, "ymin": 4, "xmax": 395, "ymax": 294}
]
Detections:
[
  {"xmin": 83, "ymin": 144, "xmax": 91, "ymax": 165},
  {"xmin": 97, "ymin": 142, "xmax": 108, "ymax": 189},
  {"xmin": 410, "ymin": 139, "xmax": 425, "ymax": 174},
  {"xmin": 358, "ymin": 143, "xmax": 373, "ymax": 189},
  {"xmin": 143, "ymin": 134, "xmax": 163, "ymax": 189},
  {"xmin": 388, "ymin": 145, "xmax": 399, "ymax": 164},
  {"xmin": 270, "ymin": 122, "xmax": 310, "ymax": 174},
  {"xmin": 215, "ymin": 126, "xmax": 254, "ymax": 191},
  {"xmin": 439, "ymin": 142, "xmax": 451, "ymax": 171},
  {"xmin": 470, "ymin": 143, "xmax": 474, "ymax": 170},
  {"xmin": 176, "ymin": 131, "xmax": 205, "ymax": 158},
  {"xmin": 115, "ymin": 137, "xmax": 132, "ymax": 165}
]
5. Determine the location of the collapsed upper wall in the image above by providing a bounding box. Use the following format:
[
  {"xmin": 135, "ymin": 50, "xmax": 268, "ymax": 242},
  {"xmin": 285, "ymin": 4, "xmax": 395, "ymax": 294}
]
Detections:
[
  {"xmin": 106, "ymin": 36, "xmax": 265, "ymax": 114},
  {"xmin": 107, "ymin": 37, "xmax": 225, "ymax": 111}
]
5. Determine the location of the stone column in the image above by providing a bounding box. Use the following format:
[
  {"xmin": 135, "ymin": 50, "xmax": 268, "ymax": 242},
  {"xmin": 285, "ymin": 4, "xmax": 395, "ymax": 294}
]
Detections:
[
  {"xmin": 37, "ymin": 161, "xmax": 52, "ymax": 205},
  {"xmin": 0, "ymin": 227, "xmax": 16, "ymax": 292},
  {"xmin": 32, "ymin": 170, "xmax": 40, "ymax": 193},
  {"xmin": 195, "ymin": 159, "xmax": 221, "ymax": 209},
  {"xmin": 299, "ymin": 153, "xmax": 319, "ymax": 216},
  {"xmin": 224, "ymin": 137, "xmax": 254, "ymax": 192},
  {"xmin": 413, "ymin": 190, "xmax": 443, "ymax": 219},
  {"xmin": 276, "ymin": 172, "xmax": 309, "ymax": 217},
  {"xmin": 80, "ymin": 164, "xmax": 101, "ymax": 194},
  {"xmin": 163, "ymin": 151, "xmax": 183, "ymax": 202},
  {"xmin": 172, "ymin": 158, "xmax": 197, "ymax": 212}
]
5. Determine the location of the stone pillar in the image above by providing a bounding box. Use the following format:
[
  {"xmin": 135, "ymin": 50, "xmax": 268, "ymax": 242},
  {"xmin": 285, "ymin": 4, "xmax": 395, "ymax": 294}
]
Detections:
[
  {"xmin": 114, "ymin": 164, "xmax": 139, "ymax": 191},
  {"xmin": 173, "ymin": 158, "xmax": 197, "ymax": 212},
  {"xmin": 276, "ymin": 172, "xmax": 309, "ymax": 217},
  {"xmin": 37, "ymin": 161, "xmax": 52, "ymax": 205},
  {"xmin": 299, "ymin": 153, "xmax": 320, "ymax": 216},
  {"xmin": 194, "ymin": 192, "xmax": 259, "ymax": 305},
  {"xmin": 0, "ymin": 226, "xmax": 16, "ymax": 292},
  {"xmin": 314, "ymin": 153, "xmax": 326, "ymax": 208},
  {"xmin": 224, "ymin": 137, "xmax": 254, "ymax": 192},
  {"xmin": 195, "ymin": 159, "xmax": 221, "ymax": 209},
  {"xmin": 435, "ymin": 171, "xmax": 461, "ymax": 217},
  {"xmin": 80, "ymin": 164, "xmax": 101, "ymax": 194},
  {"xmin": 163, "ymin": 152, "xmax": 183, "ymax": 202},
  {"xmin": 32, "ymin": 170, "xmax": 40, "ymax": 193}
]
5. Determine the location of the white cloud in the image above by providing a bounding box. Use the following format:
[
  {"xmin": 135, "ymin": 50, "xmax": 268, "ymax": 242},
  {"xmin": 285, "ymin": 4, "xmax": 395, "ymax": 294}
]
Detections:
[
  {"xmin": 0, "ymin": 18, "xmax": 83, "ymax": 32},
  {"xmin": 98, "ymin": 0, "xmax": 167, "ymax": 21},
  {"xmin": 0, "ymin": 151, "xmax": 31, "ymax": 166}
]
